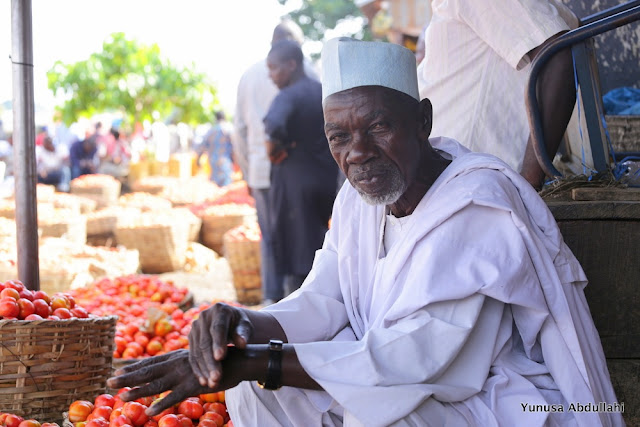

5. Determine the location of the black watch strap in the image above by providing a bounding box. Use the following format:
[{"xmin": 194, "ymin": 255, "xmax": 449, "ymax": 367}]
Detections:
[{"xmin": 257, "ymin": 339, "xmax": 283, "ymax": 390}]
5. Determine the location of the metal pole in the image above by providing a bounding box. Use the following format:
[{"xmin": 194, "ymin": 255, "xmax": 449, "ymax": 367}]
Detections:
[{"xmin": 11, "ymin": 0, "xmax": 40, "ymax": 291}]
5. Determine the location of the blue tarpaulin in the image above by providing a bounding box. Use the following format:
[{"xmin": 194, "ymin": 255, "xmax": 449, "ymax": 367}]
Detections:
[{"xmin": 602, "ymin": 87, "xmax": 640, "ymax": 115}]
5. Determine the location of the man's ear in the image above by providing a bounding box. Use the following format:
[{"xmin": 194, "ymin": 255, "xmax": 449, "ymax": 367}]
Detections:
[{"xmin": 418, "ymin": 98, "xmax": 433, "ymax": 140}]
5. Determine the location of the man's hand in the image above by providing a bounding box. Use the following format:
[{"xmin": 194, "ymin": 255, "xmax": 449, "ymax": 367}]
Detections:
[
  {"xmin": 265, "ymin": 140, "xmax": 288, "ymax": 165},
  {"xmin": 107, "ymin": 350, "xmax": 212, "ymax": 416},
  {"xmin": 189, "ymin": 303, "xmax": 254, "ymax": 388}
]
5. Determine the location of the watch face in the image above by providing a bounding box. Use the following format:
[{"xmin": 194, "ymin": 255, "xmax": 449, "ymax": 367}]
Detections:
[{"xmin": 270, "ymin": 339, "xmax": 284, "ymax": 350}]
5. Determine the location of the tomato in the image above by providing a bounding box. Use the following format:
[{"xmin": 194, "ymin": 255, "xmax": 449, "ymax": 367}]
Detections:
[
  {"xmin": 122, "ymin": 401, "xmax": 149, "ymax": 426},
  {"xmin": 94, "ymin": 393, "xmax": 116, "ymax": 409},
  {"xmin": 68, "ymin": 400, "xmax": 94, "ymax": 423},
  {"xmin": 177, "ymin": 399, "xmax": 203, "ymax": 420},
  {"xmin": 157, "ymin": 414, "xmax": 181, "ymax": 427}
]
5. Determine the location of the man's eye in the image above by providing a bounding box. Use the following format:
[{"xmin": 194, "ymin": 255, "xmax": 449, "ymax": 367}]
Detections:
[
  {"xmin": 329, "ymin": 134, "xmax": 348, "ymax": 144},
  {"xmin": 370, "ymin": 122, "xmax": 387, "ymax": 131}
]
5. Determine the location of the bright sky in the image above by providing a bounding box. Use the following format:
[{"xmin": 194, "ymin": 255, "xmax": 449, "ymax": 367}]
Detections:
[{"xmin": 0, "ymin": 0, "xmax": 298, "ymax": 123}]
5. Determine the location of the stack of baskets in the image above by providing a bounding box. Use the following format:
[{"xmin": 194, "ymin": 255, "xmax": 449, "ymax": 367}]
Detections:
[
  {"xmin": 49, "ymin": 192, "xmax": 98, "ymax": 215},
  {"xmin": 70, "ymin": 174, "xmax": 122, "ymax": 208},
  {"xmin": 0, "ymin": 316, "xmax": 118, "ymax": 423},
  {"xmin": 198, "ymin": 204, "xmax": 257, "ymax": 255},
  {"xmin": 38, "ymin": 208, "xmax": 87, "ymax": 245},
  {"xmin": 115, "ymin": 210, "xmax": 191, "ymax": 273},
  {"xmin": 223, "ymin": 222, "xmax": 262, "ymax": 305},
  {"xmin": 85, "ymin": 206, "xmax": 140, "ymax": 246}
]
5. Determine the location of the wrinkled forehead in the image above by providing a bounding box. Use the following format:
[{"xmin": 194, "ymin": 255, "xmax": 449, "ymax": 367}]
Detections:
[{"xmin": 323, "ymin": 86, "xmax": 415, "ymax": 117}]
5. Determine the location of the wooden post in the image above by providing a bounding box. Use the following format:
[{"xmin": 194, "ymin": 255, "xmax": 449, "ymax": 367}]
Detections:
[{"xmin": 11, "ymin": 0, "xmax": 40, "ymax": 290}]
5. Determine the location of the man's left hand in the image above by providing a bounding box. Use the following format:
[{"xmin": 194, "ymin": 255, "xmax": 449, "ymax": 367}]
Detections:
[{"xmin": 107, "ymin": 350, "xmax": 213, "ymax": 416}]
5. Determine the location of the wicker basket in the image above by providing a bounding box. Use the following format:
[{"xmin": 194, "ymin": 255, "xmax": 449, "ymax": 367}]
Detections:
[
  {"xmin": 70, "ymin": 177, "xmax": 122, "ymax": 208},
  {"xmin": 605, "ymin": 115, "xmax": 640, "ymax": 153},
  {"xmin": 86, "ymin": 207, "xmax": 140, "ymax": 236},
  {"xmin": 51, "ymin": 193, "xmax": 98, "ymax": 214},
  {"xmin": 200, "ymin": 205, "xmax": 257, "ymax": 255},
  {"xmin": 39, "ymin": 212, "xmax": 87, "ymax": 245},
  {"xmin": 223, "ymin": 232, "xmax": 262, "ymax": 305},
  {"xmin": 115, "ymin": 223, "xmax": 189, "ymax": 274},
  {"xmin": 0, "ymin": 316, "xmax": 117, "ymax": 423}
]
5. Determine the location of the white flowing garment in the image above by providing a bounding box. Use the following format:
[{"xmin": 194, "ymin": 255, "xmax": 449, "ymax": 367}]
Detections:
[{"xmin": 259, "ymin": 137, "xmax": 622, "ymax": 426}]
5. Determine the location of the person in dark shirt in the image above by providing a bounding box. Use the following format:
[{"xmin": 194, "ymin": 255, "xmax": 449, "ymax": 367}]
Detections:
[
  {"xmin": 264, "ymin": 40, "xmax": 339, "ymax": 296},
  {"xmin": 69, "ymin": 137, "xmax": 98, "ymax": 179}
]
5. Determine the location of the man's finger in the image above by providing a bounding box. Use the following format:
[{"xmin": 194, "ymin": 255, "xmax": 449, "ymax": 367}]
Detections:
[
  {"xmin": 119, "ymin": 380, "xmax": 171, "ymax": 403},
  {"xmin": 111, "ymin": 351, "xmax": 176, "ymax": 377},
  {"xmin": 211, "ymin": 310, "xmax": 233, "ymax": 362},
  {"xmin": 107, "ymin": 356, "xmax": 178, "ymax": 389},
  {"xmin": 147, "ymin": 389, "xmax": 191, "ymax": 417},
  {"xmin": 188, "ymin": 327, "xmax": 208, "ymax": 386}
]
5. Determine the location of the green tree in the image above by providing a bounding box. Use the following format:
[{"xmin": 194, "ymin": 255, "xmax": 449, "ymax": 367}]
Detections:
[
  {"xmin": 277, "ymin": 0, "xmax": 371, "ymax": 42},
  {"xmin": 47, "ymin": 32, "xmax": 219, "ymax": 127}
]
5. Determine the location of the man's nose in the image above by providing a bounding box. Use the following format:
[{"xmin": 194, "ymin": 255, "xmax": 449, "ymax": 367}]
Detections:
[{"xmin": 346, "ymin": 133, "xmax": 376, "ymax": 165}]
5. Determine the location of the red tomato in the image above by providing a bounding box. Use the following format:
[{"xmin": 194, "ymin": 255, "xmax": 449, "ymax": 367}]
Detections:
[
  {"xmin": 0, "ymin": 297, "xmax": 20, "ymax": 318},
  {"xmin": 151, "ymin": 407, "xmax": 176, "ymax": 423},
  {"xmin": 84, "ymin": 418, "xmax": 108, "ymax": 427},
  {"xmin": 200, "ymin": 412, "xmax": 224, "ymax": 427},
  {"xmin": 32, "ymin": 298, "xmax": 51, "ymax": 318},
  {"xmin": 202, "ymin": 403, "xmax": 228, "ymax": 422},
  {"xmin": 18, "ymin": 419, "xmax": 41, "ymax": 427},
  {"xmin": 68, "ymin": 400, "xmax": 95, "ymax": 423},
  {"xmin": 110, "ymin": 414, "xmax": 133, "ymax": 427},
  {"xmin": 4, "ymin": 414, "xmax": 24, "ymax": 427},
  {"xmin": 17, "ymin": 298, "xmax": 35, "ymax": 319},
  {"xmin": 94, "ymin": 393, "xmax": 116, "ymax": 409},
  {"xmin": 1, "ymin": 287, "xmax": 21, "ymax": 300},
  {"xmin": 88, "ymin": 406, "xmax": 112, "ymax": 421},
  {"xmin": 122, "ymin": 401, "xmax": 149, "ymax": 426},
  {"xmin": 53, "ymin": 307, "xmax": 72, "ymax": 319},
  {"xmin": 177, "ymin": 399, "xmax": 203, "ymax": 420},
  {"xmin": 157, "ymin": 414, "xmax": 181, "ymax": 427}
]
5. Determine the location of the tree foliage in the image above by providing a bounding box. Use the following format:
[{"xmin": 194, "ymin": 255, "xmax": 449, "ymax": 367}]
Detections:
[
  {"xmin": 47, "ymin": 32, "xmax": 219, "ymax": 126},
  {"xmin": 277, "ymin": 0, "xmax": 371, "ymax": 41}
]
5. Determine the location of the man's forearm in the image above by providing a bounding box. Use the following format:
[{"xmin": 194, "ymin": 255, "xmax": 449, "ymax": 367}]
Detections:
[{"xmin": 521, "ymin": 34, "xmax": 576, "ymax": 189}]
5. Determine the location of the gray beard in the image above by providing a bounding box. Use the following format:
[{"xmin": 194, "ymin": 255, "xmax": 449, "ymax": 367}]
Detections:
[{"xmin": 353, "ymin": 163, "xmax": 406, "ymax": 206}]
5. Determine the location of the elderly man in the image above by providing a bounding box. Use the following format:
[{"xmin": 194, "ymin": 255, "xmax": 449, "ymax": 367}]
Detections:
[{"xmin": 109, "ymin": 38, "xmax": 622, "ymax": 426}]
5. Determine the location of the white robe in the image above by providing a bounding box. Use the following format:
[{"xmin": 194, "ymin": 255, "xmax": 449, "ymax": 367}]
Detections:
[{"xmin": 231, "ymin": 137, "xmax": 622, "ymax": 427}]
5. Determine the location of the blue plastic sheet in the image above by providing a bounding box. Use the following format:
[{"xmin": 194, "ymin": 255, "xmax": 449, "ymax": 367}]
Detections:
[{"xmin": 602, "ymin": 87, "xmax": 640, "ymax": 115}]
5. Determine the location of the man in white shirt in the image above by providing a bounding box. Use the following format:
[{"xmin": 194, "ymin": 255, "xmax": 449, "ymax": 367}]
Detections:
[
  {"xmin": 109, "ymin": 38, "xmax": 622, "ymax": 427},
  {"xmin": 232, "ymin": 19, "xmax": 310, "ymax": 305},
  {"xmin": 418, "ymin": 0, "xmax": 579, "ymax": 190}
]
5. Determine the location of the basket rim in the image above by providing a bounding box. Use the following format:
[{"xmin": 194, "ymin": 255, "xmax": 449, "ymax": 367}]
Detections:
[{"xmin": 0, "ymin": 314, "xmax": 119, "ymax": 326}]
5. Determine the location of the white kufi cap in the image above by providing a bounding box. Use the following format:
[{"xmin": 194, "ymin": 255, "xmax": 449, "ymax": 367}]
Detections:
[{"xmin": 321, "ymin": 37, "xmax": 419, "ymax": 102}]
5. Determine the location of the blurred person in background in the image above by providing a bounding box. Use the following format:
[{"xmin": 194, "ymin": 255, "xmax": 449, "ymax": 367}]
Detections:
[
  {"xmin": 36, "ymin": 135, "xmax": 70, "ymax": 190},
  {"xmin": 232, "ymin": 19, "xmax": 312, "ymax": 305},
  {"xmin": 69, "ymin": 136, "xmax": 98, "ymax": 179},
  {"xmin": 263, "ymin": 39, "xmax": 338, "ymax": 297},
  {"xmin": 98, "ymin": 127, "xmax": 132, "ymax": 182},
  {"xmin": 198, "ymin": 111, "xmax": 234, "ymax": 187}
]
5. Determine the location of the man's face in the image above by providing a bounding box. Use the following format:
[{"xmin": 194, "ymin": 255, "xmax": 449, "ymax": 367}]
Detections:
[
  {"xmin": 266, "ymin": 54, "xmax": 293, "ymax": 89},
  {"xmin": 323, "ymin": 86, "xmax": 421, "ymax": 205}
]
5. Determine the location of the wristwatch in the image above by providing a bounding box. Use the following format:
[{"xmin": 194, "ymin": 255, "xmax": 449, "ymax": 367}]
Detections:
[{"xmin": 257, "ymin": 339, "xmax": 284, "ymax": 390}]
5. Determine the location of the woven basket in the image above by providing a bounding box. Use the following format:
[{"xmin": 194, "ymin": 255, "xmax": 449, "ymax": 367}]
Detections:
[
  {"xmin": 86, "ymin": 207, "xmax": 140, "ymax": 236},
  {"xmin": 115, "ymin": 223, "xmax": 189, "ymax": 274},
  {"xmin": 605, "ymin": 115, "xmax": 640, "ymax": 153},
  {"xmin": 70, "ymin": 179, "xmax": 122, "ymax": 208},
  {"xmin": 223, "ymin": 234, "xmax": 262, "ymax": 305},
  {"xmin": 51, "ymin": 193, "xmax": 98, "ymax": 214},
  {"xmin": 201, "ymin": 211, "xmax": 256, "ymax": 255},
  {"xmin": 0, "ymin": 316, "xmax": 117, "ymax": 423},
  {"xmin": 39, "ymin": 214, "xmax": 87, "ymax": 245}
]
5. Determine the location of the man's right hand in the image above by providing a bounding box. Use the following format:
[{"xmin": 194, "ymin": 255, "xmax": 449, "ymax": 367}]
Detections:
[{"xmin": 188, "ymin": 302, "xmax": 254, "ymax": 388}]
